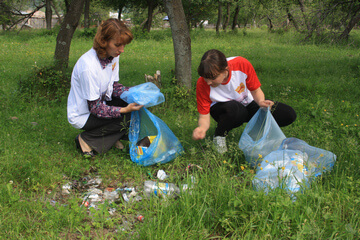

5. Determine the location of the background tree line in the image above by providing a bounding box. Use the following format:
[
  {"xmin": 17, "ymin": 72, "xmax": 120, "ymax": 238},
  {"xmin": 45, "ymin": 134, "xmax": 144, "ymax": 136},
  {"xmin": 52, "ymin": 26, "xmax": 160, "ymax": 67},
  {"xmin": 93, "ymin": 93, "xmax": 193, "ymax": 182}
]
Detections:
[
  {"xmin": 1, "ymin": 0, "xmax": 359, "ymax": 89},
  {"xmin": 2, "ymin": 0, "xmax": 359, "ymax": 40}
]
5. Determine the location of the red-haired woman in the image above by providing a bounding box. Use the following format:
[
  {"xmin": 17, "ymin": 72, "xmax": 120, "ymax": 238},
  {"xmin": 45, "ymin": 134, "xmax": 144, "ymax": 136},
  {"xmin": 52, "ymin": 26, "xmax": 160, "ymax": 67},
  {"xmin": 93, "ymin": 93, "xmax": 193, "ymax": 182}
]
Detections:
[{"xmin": 67, "ymin": 19, "xmax": 143, "ymax": 157}]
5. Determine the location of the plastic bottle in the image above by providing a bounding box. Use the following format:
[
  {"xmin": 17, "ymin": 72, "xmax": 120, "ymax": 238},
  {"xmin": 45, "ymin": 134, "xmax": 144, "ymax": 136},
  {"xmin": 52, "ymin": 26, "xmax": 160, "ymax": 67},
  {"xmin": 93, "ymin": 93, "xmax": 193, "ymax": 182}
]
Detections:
[
  {"xmin": 144, "ymin": 180, "xmax": 180, "ymax": 198},
  {"xmin": 104, "ymin": 189, "xmax": 119, "ymax": 202}
]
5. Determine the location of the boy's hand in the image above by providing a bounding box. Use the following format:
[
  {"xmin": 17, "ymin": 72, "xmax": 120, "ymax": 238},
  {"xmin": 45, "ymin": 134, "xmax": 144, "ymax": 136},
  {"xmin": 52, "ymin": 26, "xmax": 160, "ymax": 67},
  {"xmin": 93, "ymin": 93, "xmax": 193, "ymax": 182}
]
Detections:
[{"xmin": 192, "ymin": 127, "xmax": 206, "ymax": 140}]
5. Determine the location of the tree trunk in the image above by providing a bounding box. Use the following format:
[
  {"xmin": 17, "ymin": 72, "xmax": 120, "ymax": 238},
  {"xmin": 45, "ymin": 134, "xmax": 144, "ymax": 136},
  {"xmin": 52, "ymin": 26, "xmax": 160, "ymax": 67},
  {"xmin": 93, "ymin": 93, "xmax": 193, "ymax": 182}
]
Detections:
[
  {"xmin": 118, "ymin": 3, "xmax": 125, "ymax": 20},
  {"xmin": 339, "ymin": 11, "xmax": 360, "ymax": 40},
  {"xmin": 45, "ymin": 0, "xmax": 52, "ymax": 30},
  {"xmin": 54, "ymin": 0, "xmax": 85, "ymax": 70},
  {"xmin": 222, "ymin": 2, "xmax": 230, "ymax": 31},
  {"xmin": 287, "ymin": 8, "xmax": 299, "ymax": 31},
  {"xmin": 298, "ymin": 0, "xmax": 310, "ymax": 31},
  {"xmin": 51, "ymin": 1, "xmax": 62, "ymax": 25},
  {"xmin": 64, "ymin": 0, "xmax": 70, "ymax": 14},
  {"xmin": 84, "ymin": 0, "xmax": 90, "ymax": 28},
  {"xmin": 216, "ymin": 2, "xmax": 222, "ymax": 34},
  {"xmin": 267, "ymin": 15, "xmax": 273, "ymax": 30},
  {"xmin": 163, "ymin": 0, "xmax": 192, "ymax": 89},
  {"xmin": 232, "ymin": 5, "xmax": 240, "ymax": 30},
  {"xmin": 143, "ymin": 0, "xmax": 155, "ymax": 32}
]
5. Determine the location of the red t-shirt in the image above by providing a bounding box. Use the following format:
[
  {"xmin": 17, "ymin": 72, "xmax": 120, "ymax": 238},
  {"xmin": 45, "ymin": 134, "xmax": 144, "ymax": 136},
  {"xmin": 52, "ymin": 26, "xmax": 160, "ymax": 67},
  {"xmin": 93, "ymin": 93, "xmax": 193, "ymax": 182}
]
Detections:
[{"xmin": 196, "ymin": 56, "xmax": 261, "ymax": 115}]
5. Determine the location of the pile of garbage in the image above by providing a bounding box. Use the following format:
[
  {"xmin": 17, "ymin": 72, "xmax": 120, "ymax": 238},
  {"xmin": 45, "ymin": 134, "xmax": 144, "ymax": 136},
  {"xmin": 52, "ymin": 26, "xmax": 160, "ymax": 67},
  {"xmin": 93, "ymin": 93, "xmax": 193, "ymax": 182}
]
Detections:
[{"xmin": 60, "ymin": 168, "xmax": 197, "ymax": 216}]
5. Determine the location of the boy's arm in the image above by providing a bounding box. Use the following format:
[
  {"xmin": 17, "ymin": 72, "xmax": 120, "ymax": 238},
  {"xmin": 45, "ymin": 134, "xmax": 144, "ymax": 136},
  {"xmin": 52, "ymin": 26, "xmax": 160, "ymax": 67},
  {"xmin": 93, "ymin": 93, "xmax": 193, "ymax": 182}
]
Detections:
[{"xmin": 250, "ymin": 87, "xmax": 274, "ymax": 108}]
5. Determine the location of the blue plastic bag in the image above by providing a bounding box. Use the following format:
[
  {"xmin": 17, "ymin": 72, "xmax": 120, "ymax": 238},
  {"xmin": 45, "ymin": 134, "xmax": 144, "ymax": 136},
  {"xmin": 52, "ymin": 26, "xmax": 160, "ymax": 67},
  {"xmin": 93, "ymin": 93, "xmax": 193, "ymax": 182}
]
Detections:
[
  {"xmin": 128, "ymin": 108, "xmax": 184, "ymax": 166},
  {"xmin": 120, "ymin": 82, "xmax": 165, "ymax": 108},
  {"xmin": 253, "ymin": 138, "xmax": 337, "ymax": 194},
  {"xmin": 239, "ymin": 107, "xmax": 286, "ymax": 167}
]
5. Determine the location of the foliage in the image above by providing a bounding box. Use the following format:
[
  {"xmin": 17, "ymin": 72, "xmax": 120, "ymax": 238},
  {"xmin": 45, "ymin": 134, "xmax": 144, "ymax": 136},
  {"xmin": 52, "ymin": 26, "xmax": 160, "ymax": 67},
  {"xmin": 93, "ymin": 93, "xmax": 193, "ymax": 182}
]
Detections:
[{"xmin": 18, "ymin": 63, "xmax": 71, "ymax": 101}]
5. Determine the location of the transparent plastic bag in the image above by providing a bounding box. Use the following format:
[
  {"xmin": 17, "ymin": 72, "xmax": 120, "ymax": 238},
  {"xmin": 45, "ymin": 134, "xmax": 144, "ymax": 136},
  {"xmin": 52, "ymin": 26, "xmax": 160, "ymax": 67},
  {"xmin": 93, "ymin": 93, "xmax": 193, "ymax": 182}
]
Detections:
[
  {"xmin": 253, "ymin": 149, "xmax": 310, "ymax": 194},
  {"xmin": 239, "ymin": 107, "xmax": 286, "ymax": 167},
  {"xmin": 129, "ymin": 108, "xmax": 184, "ymax": 166},
  {"xmin": 253, "ymin": 138, "xmax": 337, "ymax": 194},
  {"xmin": 120, "ymin": 82, "xmax": 165, "ymax": 108},
  {"xmin": 278, "ymin": 137, "xmax": 337, "ymax": 178}
]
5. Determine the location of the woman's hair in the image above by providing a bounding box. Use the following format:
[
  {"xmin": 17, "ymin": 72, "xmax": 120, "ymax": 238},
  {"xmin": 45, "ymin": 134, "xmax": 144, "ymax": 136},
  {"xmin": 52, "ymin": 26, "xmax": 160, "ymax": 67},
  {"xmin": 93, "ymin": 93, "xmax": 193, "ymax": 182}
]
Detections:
[
  {"xmin": 93, "ymin": 18, "xmax": 133, "ymax": 59},
  {"xmin": 197, "ymin": 49, "xmax": 228, "ymax": 79}
]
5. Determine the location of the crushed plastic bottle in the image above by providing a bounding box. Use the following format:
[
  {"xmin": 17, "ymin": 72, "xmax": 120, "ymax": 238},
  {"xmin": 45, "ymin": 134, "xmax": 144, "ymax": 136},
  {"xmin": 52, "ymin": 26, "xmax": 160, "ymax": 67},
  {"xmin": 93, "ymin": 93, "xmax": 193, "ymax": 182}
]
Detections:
[
  {"xmin": 144, "ymin": 180, "xmax": 180, "ymax": 198},
  {"xmin": 156, "ymin": 170, "xmax": 168, "ymax": 180},
  {"xmin": 104, "ymin": 188, "xmax": 120, "ymax": 202},
  {"xmin": 62, "ymin": 182, "xmax": 72, "ymax": 195}
]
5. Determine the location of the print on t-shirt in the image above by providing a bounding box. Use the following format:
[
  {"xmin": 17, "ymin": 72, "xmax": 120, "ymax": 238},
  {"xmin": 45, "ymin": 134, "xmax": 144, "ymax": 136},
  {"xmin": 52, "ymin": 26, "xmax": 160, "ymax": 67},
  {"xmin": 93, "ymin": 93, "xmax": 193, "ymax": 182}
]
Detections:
[{"xmin": 235, "ymin": 82, "xmax": 245, "ymax": 94}]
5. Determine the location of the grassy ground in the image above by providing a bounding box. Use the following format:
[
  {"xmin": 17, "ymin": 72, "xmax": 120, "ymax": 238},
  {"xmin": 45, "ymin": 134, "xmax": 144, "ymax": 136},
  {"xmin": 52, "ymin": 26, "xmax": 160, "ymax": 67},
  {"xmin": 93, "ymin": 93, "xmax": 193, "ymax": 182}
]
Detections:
[{"xmin": 0, "ymin": 28, "xmax": 359, "ymax": 239}]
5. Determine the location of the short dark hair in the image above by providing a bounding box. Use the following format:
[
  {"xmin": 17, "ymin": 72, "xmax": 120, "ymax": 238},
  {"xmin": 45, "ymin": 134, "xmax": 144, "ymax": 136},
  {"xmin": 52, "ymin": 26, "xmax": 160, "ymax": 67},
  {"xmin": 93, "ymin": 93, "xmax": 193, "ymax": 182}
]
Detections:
[
  {"xmin": 197, "ymin": 49, "xmax": 228, "ymax": 79},
  {"xmin": 93, "ymin": 18, "xmax": 133, "ymax": 59}
]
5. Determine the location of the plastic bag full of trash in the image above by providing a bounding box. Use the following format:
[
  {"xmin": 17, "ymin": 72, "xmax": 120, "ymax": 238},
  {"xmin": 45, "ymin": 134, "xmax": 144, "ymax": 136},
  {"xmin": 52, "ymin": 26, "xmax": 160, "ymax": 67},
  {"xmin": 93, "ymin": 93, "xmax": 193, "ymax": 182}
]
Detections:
[{"xmin": 253, "ymin": 138, "xmax": 337, "ymax": 194}]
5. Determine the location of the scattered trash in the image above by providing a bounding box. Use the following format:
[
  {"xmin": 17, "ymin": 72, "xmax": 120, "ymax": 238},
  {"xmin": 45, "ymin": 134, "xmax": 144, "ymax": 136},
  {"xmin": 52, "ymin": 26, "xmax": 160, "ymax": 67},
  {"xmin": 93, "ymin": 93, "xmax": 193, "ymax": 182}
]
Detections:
[
  {"xmin": 104, "ymin": 188, "xmax": 119, "ymax": 202},
  {"xmin": 122, "ymin": 192, "xmax": 130, "ymax": 202},
  {"xmin": 84, "ymin": 176, "xmax": 102, "ymax": 188},
  {"xmin": 62, "ymin": 182, "xmax": 72, "ymax": 195},
  {"xmin": 108, "ymin": 208, "xmax": 116, "ymax": 215},
  {"xmin": 156, "ymin": 170, "xmax": 168, "ymax": 180},
  {"xmin": 116, "ymin": 187, "xmax": 135, "ymax": 192},
  {"xmin": 186, "ymin": 164, "xmax": 203, "ymax": 171},
  {"xmin": 136, "ymin": 215, "xmax": 144, "ymax": 222},
  {"xmin": 58, "ymin": 170, "xmax": 195, "ymax": 225},
  {"xmin": 144, "ymin": 180, "xmax": 180, "ymax": 198}
]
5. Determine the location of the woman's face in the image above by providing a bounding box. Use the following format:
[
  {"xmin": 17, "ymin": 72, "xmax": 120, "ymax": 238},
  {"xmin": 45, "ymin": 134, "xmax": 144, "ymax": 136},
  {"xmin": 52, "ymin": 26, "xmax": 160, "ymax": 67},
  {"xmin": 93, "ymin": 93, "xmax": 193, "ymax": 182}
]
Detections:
[
  {"xmin": 105, "ymin": 38, "xmax": 125, "ymax": 58},
  {"xmin": 203, "ymin": 69, "xmax": 229, "ymax": 88}
]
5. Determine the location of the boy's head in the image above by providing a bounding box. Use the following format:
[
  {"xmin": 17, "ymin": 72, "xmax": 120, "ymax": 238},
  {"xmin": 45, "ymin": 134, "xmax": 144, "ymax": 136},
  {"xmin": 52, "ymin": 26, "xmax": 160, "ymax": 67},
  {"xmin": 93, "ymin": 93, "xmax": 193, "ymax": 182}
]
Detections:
[
  {"xmin": 197, "ymin": 49, "xmax": 228, "ymax": 80},
  {"xmin": 93, "ymin": 18, "xmax": 133, "ymax": 59}
]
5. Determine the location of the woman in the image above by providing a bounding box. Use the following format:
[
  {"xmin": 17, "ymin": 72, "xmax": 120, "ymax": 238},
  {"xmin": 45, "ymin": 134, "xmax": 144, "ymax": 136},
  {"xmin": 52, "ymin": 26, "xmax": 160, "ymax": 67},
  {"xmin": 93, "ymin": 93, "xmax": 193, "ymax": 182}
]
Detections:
[
  {"xmin": 192, "ymin": 49, "xmax": 296, "ymax": 153},
  {"xmin": 67, "ymin": 19, "xmax": 143, "ymax": 157}
]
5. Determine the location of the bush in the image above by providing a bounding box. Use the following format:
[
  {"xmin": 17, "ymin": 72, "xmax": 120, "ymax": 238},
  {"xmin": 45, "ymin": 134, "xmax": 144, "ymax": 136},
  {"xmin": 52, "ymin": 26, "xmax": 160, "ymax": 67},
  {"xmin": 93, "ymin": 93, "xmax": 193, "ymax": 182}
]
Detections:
[{"xmin": 18, "ymin": 64, "xmax": 71, "ymax": 101}]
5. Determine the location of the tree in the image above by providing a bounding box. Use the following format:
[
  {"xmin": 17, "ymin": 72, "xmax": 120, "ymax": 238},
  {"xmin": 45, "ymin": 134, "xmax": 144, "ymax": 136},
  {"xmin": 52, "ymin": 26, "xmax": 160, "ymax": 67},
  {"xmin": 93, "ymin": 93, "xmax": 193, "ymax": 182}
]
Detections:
[
  {"xmin": 232, "ymin": 4, "xmax": 240, "ymax": 30},
  {"xmin": 339, "ymin": 10, "xmax": 360, "ymax": 40},
  {"xmin": 163, "ymin": 0, "xmax": 192, "ymax": 89},
  {"xmin": 216, "ymin": 1, "xmax": 222, "ymax": 34},
  {"xmin": 143, "ymin": 0, "xmax": 160, "ymax": 32},
  {"xmin": 222, "ymin": 1, "xmax": 231, "ymax": 31},
  {"xmin": 45, "ymin": 0, "xmax": 52, "ymax": 29},
  {"xmin": 54, "ymin": 0, "xmax": 85, "ymax": 70},
  {"xmin": 84, "ymin": 0, "xmax": 90, "ymax": 28}
]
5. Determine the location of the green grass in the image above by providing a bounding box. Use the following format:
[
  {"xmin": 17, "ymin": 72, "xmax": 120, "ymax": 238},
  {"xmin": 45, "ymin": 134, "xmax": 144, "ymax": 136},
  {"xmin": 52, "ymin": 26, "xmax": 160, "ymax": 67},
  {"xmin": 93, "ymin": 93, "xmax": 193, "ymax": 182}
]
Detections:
[{"xmin": 0, "ymin": 28, "xmax": 359, "ymax": 239}]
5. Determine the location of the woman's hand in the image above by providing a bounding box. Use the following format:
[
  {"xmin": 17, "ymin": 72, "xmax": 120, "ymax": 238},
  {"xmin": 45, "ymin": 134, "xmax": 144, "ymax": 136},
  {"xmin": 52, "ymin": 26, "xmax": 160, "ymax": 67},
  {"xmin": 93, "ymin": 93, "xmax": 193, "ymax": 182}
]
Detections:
[{"xmin": 121, "ymin": 103, "xmax": 144, "ymax": 113}]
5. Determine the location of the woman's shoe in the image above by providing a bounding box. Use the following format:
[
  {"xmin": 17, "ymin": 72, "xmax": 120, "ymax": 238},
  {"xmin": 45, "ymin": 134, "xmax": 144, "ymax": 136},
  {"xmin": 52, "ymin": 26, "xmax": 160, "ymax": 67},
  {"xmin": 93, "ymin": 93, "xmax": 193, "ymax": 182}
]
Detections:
[
  {"xmin": 75, "ymin": 135, "xmax": 95, "ymax": 158},
  {"xmin": 83, "ymin": 151, "xmax": 96, "ymax": 158},
  {"xmin": 75, "ymin": 135, "xmax": 81, "ymax": 149}
]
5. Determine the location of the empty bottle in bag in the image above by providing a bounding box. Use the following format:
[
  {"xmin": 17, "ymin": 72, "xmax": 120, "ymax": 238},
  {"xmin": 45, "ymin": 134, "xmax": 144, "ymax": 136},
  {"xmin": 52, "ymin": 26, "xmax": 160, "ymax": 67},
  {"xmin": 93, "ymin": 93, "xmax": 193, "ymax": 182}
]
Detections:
[
  {"xmin": 144, "ymin": 180, "xmax": 180, "ymax": 198},
  {"xmin": 136, "ymin": 136, "xmax": 157, "ymax": 155}
]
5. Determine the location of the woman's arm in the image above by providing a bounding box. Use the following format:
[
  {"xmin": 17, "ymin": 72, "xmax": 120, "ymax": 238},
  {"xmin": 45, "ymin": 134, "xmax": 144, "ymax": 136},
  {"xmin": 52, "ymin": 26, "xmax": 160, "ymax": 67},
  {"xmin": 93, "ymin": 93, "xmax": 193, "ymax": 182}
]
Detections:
[
  {"xmin": 112, "ymin": 82, "xmax": 129, "ymax": 98},
  {"xmin": 88, "ymin": 99, "xmax": 142, "ymax": 118}
]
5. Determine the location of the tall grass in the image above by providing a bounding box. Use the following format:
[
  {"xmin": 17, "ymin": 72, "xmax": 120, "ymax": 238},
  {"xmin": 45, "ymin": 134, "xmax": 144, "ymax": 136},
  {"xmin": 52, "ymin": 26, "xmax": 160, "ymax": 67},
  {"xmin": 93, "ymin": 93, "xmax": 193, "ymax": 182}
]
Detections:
[{"xmin": 0, "ymin": 28, "xmax": 359, "ymax": 239}]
